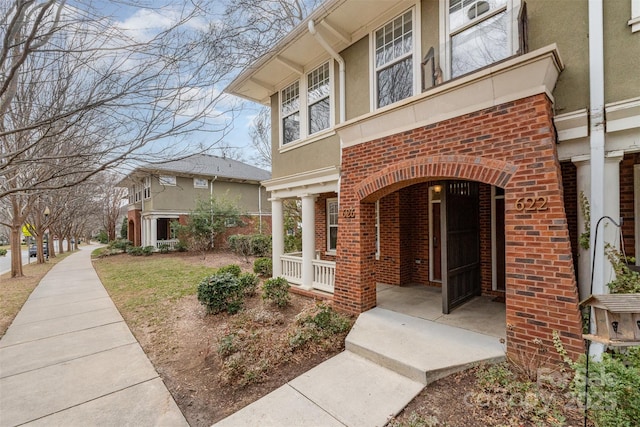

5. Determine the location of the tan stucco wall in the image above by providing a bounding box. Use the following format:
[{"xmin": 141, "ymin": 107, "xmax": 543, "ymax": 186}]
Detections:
[
  {"xmin": 343, "ymin": 35, "xmax": 370, "ymax": 120},
  {"xmin": 526, "ymin": 0, "xmax": 589, "ymax": 114},
  {"xmin": 420, "ymin": 0, "xmax": 440, "ymax": 75},
  {"xmin": 212, "ymin": 181, "xmax": 270, "ymax": 214},
  {"xmin": 604, "ymin": 0, "xmax": 640, "ymax": 103}
]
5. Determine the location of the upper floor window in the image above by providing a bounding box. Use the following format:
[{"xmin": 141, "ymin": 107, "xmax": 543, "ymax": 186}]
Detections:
[
  {"xmin": 447, "ymin": 0, "xmax": 513, "ymax": 78},
  {"xmin": 307, "ymin": 63, "xmax": 330, "ymax": 135},
  {"xmin": 281, "ymin": 82, "xmax": 300, "ymax": 144},
  {"xmin": 194, "ymin": 178, "xmax": 208, "ymax": 189},
  {"xmin": 159, "ymin": 175, "xmax": 176, "ymax": 186},
  {"xmin": 280, "ymin": 62, "xmax": 333, "ymax": 146},
  {"xmin": 143, "ymin": 176, "xmax": 151, "ymax": 199},
  {"xmin": 374, "ymin": 9, "xmax": 415, "ymax": 108}
]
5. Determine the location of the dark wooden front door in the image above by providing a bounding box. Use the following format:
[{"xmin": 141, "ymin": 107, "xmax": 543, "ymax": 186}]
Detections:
[
  {"xmin": 432, "ymin": 199, "xmax": 442, "ymax": 281},
  {"xmin": 442, "ymin": 181, "xmax": 481, "ymax": 314}
]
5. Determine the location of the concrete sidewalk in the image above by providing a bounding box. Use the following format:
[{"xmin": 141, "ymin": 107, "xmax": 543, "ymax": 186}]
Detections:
[{"xmin": 0, "ymin": 245, "xmax": 187, "ymax": 427}]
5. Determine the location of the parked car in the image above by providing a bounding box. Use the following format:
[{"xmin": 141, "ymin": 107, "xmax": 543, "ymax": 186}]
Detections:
[{"xmin": 29, "ymin": 244, "xmax": 47, "ymax": 257}]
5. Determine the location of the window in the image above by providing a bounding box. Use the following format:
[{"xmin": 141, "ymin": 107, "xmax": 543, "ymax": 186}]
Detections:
[
  {"xmin": 194, "ymin": 178, "xmax": 208, "ymax": 189},
  {"xmin": 281, "ymin": 82, "xmax": 300, "ymax": 144},
  {"xmin": 327, "ymin": 198, "xmax": 338, "ymax": 252},
  {"xmin": 133, "ymin": 184, "xmax": 142, "ymax": 202},
  {"xmin": 374, "ymin": 9, "xmax": 414, "ymax": 108},
  {"xmin": 143, "ymin": 176, "xmax": 151, "ymax": 199},
  {"xmin": 446, "ymin": 0, "xmax": 513, "ymax": 79},
  {"xmin": 308, "ymin": 63, "xmax": 331, "ymax": 135},
  {"xmin": 631, "ymin": 0, "xmax": 640, "ymax": 33},
  {"xmin": 159, "ymin": 175, "xmax": 176, "ymax": 186},
  {"xmin": 280, "ymin": 62, "xmax": 332, "ymax": 146}
]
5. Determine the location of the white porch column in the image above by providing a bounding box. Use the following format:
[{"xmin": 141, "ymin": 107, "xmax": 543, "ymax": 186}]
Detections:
[
  {"xmin": 572, "ymin": 156, "xmax": 592, "ymax": 300},
  {"xmin": 271, "ymin": 198, "xmax": 284, "ymax": 277},
  {"xmin": 301, "ymin": 194, "xmax": 317, "ymax": 290},
  {"xmin": 141, "ymin": 217, "xmax": 148, "ymax": 246},
  {"xmin": 151, "ymin": 217, "xmax": 158, "ymax": 248}
]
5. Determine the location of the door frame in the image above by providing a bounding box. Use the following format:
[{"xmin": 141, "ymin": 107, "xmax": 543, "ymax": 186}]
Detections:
[
  {"xmin": 429, "ymin": 184, "xmax": 442, "ymax": 283},
  {"xmin": 491, "ymin": 186, "xmax": 506, "ymax": 291}
]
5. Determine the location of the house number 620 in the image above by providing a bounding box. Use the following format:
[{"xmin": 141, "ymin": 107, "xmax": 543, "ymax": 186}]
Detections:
[
  {"xmin": 515, "ymin": 196, "xmax": 548, "ymax": 212},
  {"xmin": 342, "ymin": 208, "xmax": 356, "ymax": 218}
]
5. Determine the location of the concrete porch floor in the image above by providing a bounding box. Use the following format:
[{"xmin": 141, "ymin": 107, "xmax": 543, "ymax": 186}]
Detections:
[{"xmin": 376, "ymin": 283, "xmax": 506, "ymax": 340}]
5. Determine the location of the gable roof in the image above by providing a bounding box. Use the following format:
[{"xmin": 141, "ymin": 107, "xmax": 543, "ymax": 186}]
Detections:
[{"xmin": 119, "ymin": 154, "xmax": 271, "ymax": 186}]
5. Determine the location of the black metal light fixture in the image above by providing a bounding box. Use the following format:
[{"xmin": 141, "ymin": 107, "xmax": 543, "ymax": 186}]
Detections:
[
  {"xmin": 44, "ymin": 207, "xmax": 50, "ymax": 260},
  {"xmin": 611, "ymin": 320, "xmax": 619, "ymax": 335}
]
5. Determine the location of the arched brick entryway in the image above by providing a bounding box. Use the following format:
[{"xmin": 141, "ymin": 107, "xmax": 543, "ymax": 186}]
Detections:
[{"xmin": 335, "ymin": 94, "xmax": 584, "ymax": 361}]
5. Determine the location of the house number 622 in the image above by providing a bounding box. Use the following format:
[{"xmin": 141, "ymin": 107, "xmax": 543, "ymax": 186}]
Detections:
[
  {"xmin": 342, "ymin": 208, "xmax": 356, "ymax": 218},
  {"xmin": 515, "ymin": 196, "xmax": 548, "ymax": 212}
]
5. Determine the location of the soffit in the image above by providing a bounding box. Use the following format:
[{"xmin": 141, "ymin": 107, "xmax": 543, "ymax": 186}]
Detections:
[{"xmin": 225, "ymin": 0, "xmax": 415, "ymax": 104}]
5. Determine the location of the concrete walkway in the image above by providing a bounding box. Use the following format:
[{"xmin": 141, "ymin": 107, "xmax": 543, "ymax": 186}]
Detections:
[
  {"xmin": 215, "ymin": 308, "xmax": 505, "ymax": 427},
  {"xmin": 0, "ymin": 245, "xmax": 187, "ymax": 427}
]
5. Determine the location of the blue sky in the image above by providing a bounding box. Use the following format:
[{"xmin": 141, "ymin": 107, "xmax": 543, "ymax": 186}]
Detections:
[{"xmin": 72, "ymin": 0, "xmax": 266, "ymax": 168}]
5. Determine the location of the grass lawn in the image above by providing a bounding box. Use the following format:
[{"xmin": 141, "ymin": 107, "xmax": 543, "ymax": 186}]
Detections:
[
  {"xmin": 92, "ymin": 254, "xmax": 219, "ymax": 327},
  {"xmin": 0, "ymin": 251, "xmax": 75, "ymax": 337}
]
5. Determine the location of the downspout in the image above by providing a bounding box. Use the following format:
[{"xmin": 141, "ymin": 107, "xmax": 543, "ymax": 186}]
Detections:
[
  {"xmin": 210, "ymin": 176, "xmax": 217, "ymax": 248},
  {"xmin": 308, "ymin": 19, "xmax": 345, "ymax": 203},
  {"xmin": 588, "ymin": 0, "xmax": 605, "ymax": 358},
  {"xmin": 258, "ymin": 184, "xmax": 263, "ymax": 234}
]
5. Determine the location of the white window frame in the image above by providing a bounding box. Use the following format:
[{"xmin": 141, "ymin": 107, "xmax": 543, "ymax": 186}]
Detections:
[
  {"xmin": 631, "ymin": 0, "xmax": 640, "ymax": 32},
  {"xmin": 279, "ymin": 61, "xmax": 334, "ymax": 148},
  {"xmin": 194, "ymin": 178, "xmax": 208, "ymax": 189},
  {"xmin": 159, "ymin": 175, "xmax": 176, "ymax": 186},
  {"xmin": 370, "ymin": 6, "xmax": 421, "ymax": 111},
  {"xmin": 326, "ymin": 198, "xmax": 338, "ymax": 254},
  {"xmin": 143, "ymin": 176, "xmax": 151, "ymax": 199},
  {"xmin": 439, "ymin": 0, "xmax": 521, "ymax": 80},
  {"xmin": 375, "ymin": 200, "xmax": 380, "ymax": 260},
  {"xmin": 634, "ymin": 165, "xmax": 640, "ymax": 263}
]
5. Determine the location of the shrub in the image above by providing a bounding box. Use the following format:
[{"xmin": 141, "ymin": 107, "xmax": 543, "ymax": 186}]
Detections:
[
  {"xmin": 0, "ymin": 248, "xmax": 6, "ymax": 256},
  {"xmin": 217, "ymin": 264, "xmax": 242, "ymax": 277},
  {"xmin": 238, "ymin": 273, "xmax": 259, "ymax": 296},
  {"xmin": 109, "ymin": 239, "xmax": 132, "ymax": 252},
  {"xmin": 253, "ymin": 257, "xmax": 272, "ymax": 277},
  {"xmin": 158, "ymin": 244, "xmax": 170, "ymax": 254},
  {"xmin": 197, "ymin": 273, "xmax": 244, "ymax": 314},
  {"xmin": 289, "ymin": 303, "xmax": 352, "ymax": 349},
  {"xmin": 142, "ymin": 246, "xmax": 154, "ymax": 256},
  {"xmin": 262, "ymin": 277, "xmax": 290, "ymax": 308},
  {"xmin": 127, "ymin": 246, "xmax": 144, "ymax": 256},
  {"xmin": 175, "ymin": 240, "xmax": 188, "ymax": 252},
  {"xmin": 250, "ymin": 234, "xmax": 271, "ymax": 256}
]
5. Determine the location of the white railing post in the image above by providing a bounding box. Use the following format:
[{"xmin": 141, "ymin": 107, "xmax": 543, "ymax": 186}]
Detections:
[{"xmin": 271, "ymin": 198, "xmax": 284, "ymax": 278}]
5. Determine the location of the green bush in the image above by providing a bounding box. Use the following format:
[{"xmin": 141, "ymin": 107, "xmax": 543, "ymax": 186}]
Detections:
[
  {"xmin": 238, "ymin": 273, "xmax": 259, "ymax": 296},
  {"xmin": 96, "ymin": 230, "xmax": 108, "ymax": 244},
  {"xmin": 158, "ymin": 244, "xmax": 170, "ymax": 254},
  {"xmin": 175, "ymin": 240, "xmax": 188, "ymax": 252},
  {"xmin": 127, "ymin": 246, "xmax": 144, "ymax": 256},
  {"xmin": 555, "ymin": 333, "xmax": 640, "ymax": 426},
  {"xmin": 197, "ymin": 272, "xmax": 244, "ymax": 314},
  {"xmin": 0, "ymin": 248, "xmax": 7, "ymax": 256},
  {"xmin": 289, "ymin": 303, "xmax": 352, "ymax": 349},
  {"xmin": 253, "ymin": 257, "xmax": 272, "ymax": 277},
  {"xmin": 250, "ymin": 234, "xmax": 271, "ymax": 256},
  {"xmin": 108, "ymin": 239, "xmax": 132, "ymax": 252},
  {"xmin": 142, "ymin": 246, "xmax": 154, "ymax": 256},
  {"xmin": 262, "ymin": 277, "xmax": 290, "ymax": 308},
  {"xmin": 217, "ymin": 264, "xmax": 242, "ymax": 277}
]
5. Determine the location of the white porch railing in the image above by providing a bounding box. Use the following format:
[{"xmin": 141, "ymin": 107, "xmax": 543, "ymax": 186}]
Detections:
[
  {"xmin": 156, "ymin": 239, "xmax": 179, "ymax": 250},
  {"xmin": 280, "ymin": 254, "xmax": 335, "ymax": 293}
]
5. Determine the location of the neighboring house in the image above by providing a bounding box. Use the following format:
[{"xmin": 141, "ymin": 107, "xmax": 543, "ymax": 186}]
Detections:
[
  {"xmin": 118, "ymin": 154, "xmax": 271, "ymax": 250},
  {"xmin": 225, "ymin": 0, "xmax": 640, "ymax": 361}
]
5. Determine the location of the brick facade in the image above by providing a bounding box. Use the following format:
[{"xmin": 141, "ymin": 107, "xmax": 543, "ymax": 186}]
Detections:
[
  {"xmin": 127, "ymin": 209, "xmax": 141, "ymax": 246},
  {"xmin": 334, "ymin": 94, "xmax": 584, "ymax": 360}
]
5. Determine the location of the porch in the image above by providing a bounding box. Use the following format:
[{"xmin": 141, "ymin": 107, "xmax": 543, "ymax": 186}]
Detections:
[{"xmin": 280, "ymin": 252, "xmax": 336, "ymax": 294}]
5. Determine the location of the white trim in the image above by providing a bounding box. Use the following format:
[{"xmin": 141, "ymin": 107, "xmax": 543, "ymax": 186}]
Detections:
[
  {"xmin": 429, "ymin": 185, "xmax": 442, "ymax": 283},
  {"xmin": 491, "ymin": 187, "xmax": 505, "ymax": 291},
  {"xmin": 263, "ymin": 166, "xmax": 340, "ymax": 199},
  {"xmin": 327, "ymin": 198, "xmax": 339, "ymax": 252},
  {"xmin": 375, "ymin": 200, "xmax": 380, "ymax": 260},
  {"xmin": 635, "ymin": 165, "xmax": 640, "ymax": 265},
  {"xmin": 369, "ymin": 5, "xmax": 420, "ymax": 111},
  {"xmin": 630, "ymin": 0, "xmax": 640, "ymax": 32},
  {"xmin": 554, "ymin": 109, "xmax": 589, "ymax": 141},
  {"xmin": 279, "ymin": 60, "xmax": 335, "ymax": 149},
  {"xmin": 193, "ymin": 177, "xmax": 208, "ymax": 189},
  {"xmin": 159, "ymin": 175, "xmax": 176, "ymax": 186},
  {"xmin": 605, "ymin": 97, "xmax": 640, "ymax": 133}
]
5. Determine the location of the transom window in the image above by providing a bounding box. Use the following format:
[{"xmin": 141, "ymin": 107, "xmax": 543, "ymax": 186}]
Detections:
[
  {"xmin": 327, "ymin": 198, "xmax": 338, "ymax": 252},
  {"xmin": 374, "ymin": 9, "xmax": 414, "ymax": 108},
  {"xmin": 280, "ymin": 62, "xmax": 332, "ymax": 146},
  {"xmin": 448, "ymin": 0, "xmax": 511, "ymax": 78}
]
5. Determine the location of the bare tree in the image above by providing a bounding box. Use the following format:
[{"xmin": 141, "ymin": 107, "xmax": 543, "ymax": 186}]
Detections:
[
  {"xmin": 248, "ymin": 107, "xmax": 272, "ymax": 169},
  {"xmin": 95, "ymin": 172, "xmax": 127, "ymax": 241}
]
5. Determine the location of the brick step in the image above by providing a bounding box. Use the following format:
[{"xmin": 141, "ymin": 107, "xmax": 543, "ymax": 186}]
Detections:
[{"xmin": 345, "ymin": 308, "xmax": 506, "ymax": 385}]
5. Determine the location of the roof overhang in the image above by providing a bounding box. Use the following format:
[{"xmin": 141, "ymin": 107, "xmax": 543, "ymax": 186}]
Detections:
[{"xmin": 224, "ymin": 0, "xmax": 416, "ymax": 104}]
